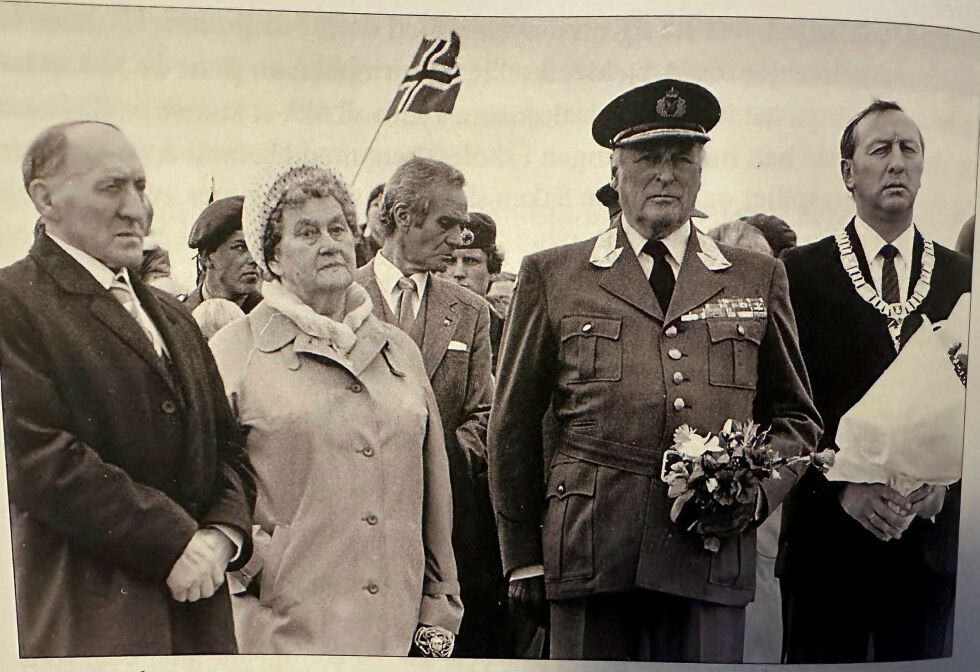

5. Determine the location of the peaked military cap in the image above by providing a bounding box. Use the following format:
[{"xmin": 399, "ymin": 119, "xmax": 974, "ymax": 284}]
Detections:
[
  {"xmin": 188, "ymin": 195, "xmax": 245, "ymax": 250},
  {"xmin": 459, "ymin": 211, "xmax": 497, "ymax": 250},
  {"xmin": 592, "ymin": 79, "xmax": 721, "ymax": 148}
]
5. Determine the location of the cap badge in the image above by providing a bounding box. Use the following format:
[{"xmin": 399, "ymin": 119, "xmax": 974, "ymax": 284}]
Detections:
[
  {"xmin": 656, "ymin": 87, "xmax": 687, "ymax": 119},
  {"xmin": 460, "ymin": 227, "xmax": 475, "ymax": 246}
]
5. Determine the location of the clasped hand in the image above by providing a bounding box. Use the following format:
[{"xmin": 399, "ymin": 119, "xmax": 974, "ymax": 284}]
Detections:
[
  {"xmin": 840, "ymin": 483, "xmax": 945, "ymax": 542},
  {"xmin": 166, "ymin": 528, "xmax": 235, "ymax": 602}
]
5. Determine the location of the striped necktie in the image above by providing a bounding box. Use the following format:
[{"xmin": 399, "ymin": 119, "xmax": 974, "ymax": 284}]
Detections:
[{"xmin": 879, "ymin": 244, "xmax": 900, "ymax": 304}]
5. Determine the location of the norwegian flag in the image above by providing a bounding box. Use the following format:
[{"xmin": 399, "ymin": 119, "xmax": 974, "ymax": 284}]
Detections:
[{"xmin": 383, "ymin": 31, "xmax": 462, "ymax": 121}]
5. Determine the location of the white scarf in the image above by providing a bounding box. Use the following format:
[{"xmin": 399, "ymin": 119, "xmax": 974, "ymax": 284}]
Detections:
[{"xmin": 260, "ymin": 280, "xmax": 373, "ymax": 354}]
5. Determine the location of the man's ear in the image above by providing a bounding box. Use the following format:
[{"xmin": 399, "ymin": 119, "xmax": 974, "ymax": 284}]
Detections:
[
  {"xmin": 609, "ymin": 151, "xmax": 620, "ymax": 191},
  {"xmin": 841, "ymin": 159, "xmax": 854, "ymax": 191},
  {"xmin": 393, "ymin": 203, "xmax": 412, "ymax": 230},
  {"xmin": 27, "ymin": 179, "xmax": 55, "ymax": 217}
]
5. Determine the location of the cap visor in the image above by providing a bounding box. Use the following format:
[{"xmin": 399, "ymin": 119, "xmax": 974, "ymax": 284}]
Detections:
[{"xmin": 613, "ymin": 128, "xmax": 710, "ymax": 146}]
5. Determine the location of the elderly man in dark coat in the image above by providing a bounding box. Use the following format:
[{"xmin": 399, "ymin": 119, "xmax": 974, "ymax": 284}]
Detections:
[
  {"xmin": 0, "ymin": 121, "xmax": 255, "ymax": 657},
  {"xmin": 488, "ymin": 80, "xmax": 821, "ymax": 662}
]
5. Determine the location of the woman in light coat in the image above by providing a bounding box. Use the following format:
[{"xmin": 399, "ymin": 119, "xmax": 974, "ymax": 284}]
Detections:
[{"xmin": 209, "ymin": 163, "xmax": 462, "ymax": 655}]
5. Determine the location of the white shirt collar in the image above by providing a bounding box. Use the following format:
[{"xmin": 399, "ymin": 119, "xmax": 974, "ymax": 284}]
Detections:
[
  {"xmin": 853, "ymin": 215, "xmax": 916, "ymax": 267},
  {"xmin": 373, "ymin": 250, "xmax": 429, "ymax": 307},
  {"xmin": 47, "ymin": 232, "xmax": 132, "ymax": 290},
  {"xmin": 622, "ymin": 215, "xmax": 691, "ymax": 268}
]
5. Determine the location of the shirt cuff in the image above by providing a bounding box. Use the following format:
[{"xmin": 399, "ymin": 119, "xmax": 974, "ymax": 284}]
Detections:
[
  {"xmin": 509, "ymin": 564, "xmax": 544, "ymax": 582},
  {"xmin": 209, "ymin": 524, "xmax": 244, "ymax": 563}
]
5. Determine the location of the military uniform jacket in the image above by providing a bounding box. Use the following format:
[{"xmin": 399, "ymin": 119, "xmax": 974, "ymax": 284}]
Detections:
[
  {"xmin": 777, "ymin": 221, "xmax": 970, "ymax": 583},
  {"xmin": 488, "ymin": 222, "xmax": 821, "ymax": 607},
  {"xmin": 0, "ymin": 234, "xmax": 256, "ymax": 656}
]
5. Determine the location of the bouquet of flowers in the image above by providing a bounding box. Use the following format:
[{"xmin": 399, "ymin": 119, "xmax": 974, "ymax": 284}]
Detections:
[{"xmin": 661, "ymin": 419, "xmax": 834, "ymax": 552}]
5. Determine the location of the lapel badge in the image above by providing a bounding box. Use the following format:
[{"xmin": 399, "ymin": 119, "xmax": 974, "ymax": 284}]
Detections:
[{"xmin": 656, "ymin": 87, "xmax": 687, "ymax": 119}]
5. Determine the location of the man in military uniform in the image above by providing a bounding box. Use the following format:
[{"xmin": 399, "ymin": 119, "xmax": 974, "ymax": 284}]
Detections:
[
  {"xmin": 488, "ymin": 79, "xmax": 821, "ymax": 662},
  {"xmin": 440, "ymin": 211, "xmax": 506, "ymax": 370},
  {"xmin": 182, "ymin": 195, "xmax": 262, "ymax": 313}
]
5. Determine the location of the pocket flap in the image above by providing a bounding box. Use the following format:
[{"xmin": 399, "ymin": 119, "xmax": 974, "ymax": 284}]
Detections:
[
  {"xmin": 546, "ymin": 459, "xmax": 598, "ymax": 500},
  {"xmin": 707, "ymin": 318, "xmax": 765, "ymax": 345},
  {"xmin": 560, "ymin": 316, "xmax": 621, "ymax": 343}
]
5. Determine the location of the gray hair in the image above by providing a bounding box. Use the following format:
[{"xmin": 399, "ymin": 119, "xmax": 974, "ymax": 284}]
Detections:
[
  {"xmin": 22, "ymin": 121, "xmax": 120, "ymax": 193},
  {"xmin": 378, "ymin": 157, "xmax": 465, "ymax": 236}
]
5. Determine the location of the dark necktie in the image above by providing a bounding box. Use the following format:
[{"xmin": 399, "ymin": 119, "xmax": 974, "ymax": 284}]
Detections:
[
  {"xmin": 879, "ymin": 244, "xmax": 900, "ymax": 304},
  {"xmin": 642, "ymin": 240, "xmax": 675, "ymax": 314}
]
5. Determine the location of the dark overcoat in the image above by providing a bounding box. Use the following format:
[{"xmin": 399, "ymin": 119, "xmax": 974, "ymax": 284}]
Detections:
[
  {"xmin": 488, "ymin": 223, "xmax": 821, "ymax": 607},
  {"xmin": 0, "ymin": 233, "xmax": 255, "ymax": 657}
]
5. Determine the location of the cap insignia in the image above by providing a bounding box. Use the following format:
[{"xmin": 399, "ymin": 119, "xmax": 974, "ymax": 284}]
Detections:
[
  {"xmin": 460, "ymin": 227, "xmax": 475, "ymax": 246},
  {"xmin": 656, "ymin": 87, "xmax": 687, "ymax": 119}
]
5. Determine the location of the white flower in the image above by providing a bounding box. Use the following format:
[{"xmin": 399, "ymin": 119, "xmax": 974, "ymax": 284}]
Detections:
[{"xmin": 674, "ymin": 427, "xmax": 722, "ymax": 458}]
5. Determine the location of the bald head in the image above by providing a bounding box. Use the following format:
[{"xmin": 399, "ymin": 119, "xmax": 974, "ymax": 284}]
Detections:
[{"xmin": 22, "ymin": 121, "xmax": 120, "ymax": 193}]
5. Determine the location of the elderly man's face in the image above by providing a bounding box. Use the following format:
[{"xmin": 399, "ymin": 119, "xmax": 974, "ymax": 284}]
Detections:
[
  {"xmin": 843, "ymin": 110, "xmax": 923, "ymax": 222},
  {"xmin": 205, "ymin": 230, "xmax": 260, "ymax": 301},
  {"xmin": 442, "ymin": 248, "xmax": 492, "ymax": 296},
  {"xmin": 611, "ymin": 139, "xmax": 703, "ymax": 240},
  {"xmin": 269, "ymin": 196, "xmax": 356, "ymax": 306},
  {"xmin": 487, "ymin": 278, "xmax": 515, "ymax": 315},
  {"xmin": 34, "ymin": 123, "xmax": 148, "ymax": 270},
  {"xmin": 398, "ymin": 183, "xmax": 468, "ymax": 273}
]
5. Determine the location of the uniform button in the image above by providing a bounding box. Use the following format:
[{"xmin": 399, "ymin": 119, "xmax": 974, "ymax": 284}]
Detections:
[
  {"xmin": 672, "ymin": 371, "xmax": 685, "ymax": 384},
  {"xmin": 582, "ymin": 323, "xmax": 593, "ymax": 333},
  {"xmin": 161, "ymin": 400, "xmax": 176, "ymax": 414},
  {"xmin": 668, "ymin": 348, "xmax": 682, "ymax": 360},
  {"xmin": 362, "ymin": 447, "xmax": 375, "ymax": 457},
  {"xmin": 365, "ymin": 514, "xmax": 378, "ymax": 525},
  {"xmin": 664, "ymin": 325, "xmax": 678, "ymax": 337},
  {"xmin": 673, "ymin": 398, "xmax": 687, "ymax": 410},
  {"xmin": 737, "ymin": 324, "xmax": 746, "ymax": 336},
  {"xmin": 349, "ymin": 382, "xmax": 363, "ymax": 393},
  {"xmin": 557, "ymin": 483, "xmax": 566, "ymax": 495},
  {"xmin": 366, "ymin": 583, "xmax": 379, "ymax": 595}
]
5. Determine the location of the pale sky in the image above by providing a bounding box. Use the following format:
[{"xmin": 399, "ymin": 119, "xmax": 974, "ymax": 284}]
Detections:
[{"xmin": 0, "ymin": 4, "xmax": 977, "ymax": 293}]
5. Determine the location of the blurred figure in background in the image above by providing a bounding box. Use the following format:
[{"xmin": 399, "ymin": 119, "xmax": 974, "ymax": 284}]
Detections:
[
  {"xmin": 487, "ymin": 271, "xmax": 516, "ymax": 318},
  {"xmin": 740, "ymin": 213, "xmax": 797, "ymax": 258},
  {"xmin": 707, "ymin": 219, "xmax": 773, "ymax": 255},
  {"xmin": 192, "ymin": 297, "xmax": 245, "ymax": 341},
  {"xmin": 355, "ymin": 183, "xmax": 386, "ymax": 267},
  {"xmin": 955, "ymin": 214, "xmax": 974, "ymax": 257},
  {"xmin": 182, "ymin": 195, "xmax": 262, "ymax": 314}
]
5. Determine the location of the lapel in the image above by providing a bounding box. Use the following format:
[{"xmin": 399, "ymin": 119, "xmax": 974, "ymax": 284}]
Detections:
[
  {"xmin": 31, "ymin": 235, "xmax": 175, "ymax": 389},
  {"xmin": 131, "ymin": 277, "xmax": 184, "ymax": 397},
  {"xmin": 420, "ymin": 277, "xmax": 459, "ymax": 379},
  {"xmin": 356, "ymin": 261, "xmax": 394, "ymax": 324},
  {"xmin": 596, "ymin": 225, "xmax": 665, "ymax": 321},
  {"xmin": 664, "ymin": 228, "xmax": 729, "ymax": 325}
]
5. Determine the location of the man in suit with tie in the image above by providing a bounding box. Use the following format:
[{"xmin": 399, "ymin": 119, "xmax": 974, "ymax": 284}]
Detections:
[
  {"xmin": 0, "ymin": 121, "xmax": 255, "ymax": 657},
  {"xmin": 488, "ymin": 79, "xmax": 821, "ymax": 662},
  {"xmin": 777, "ymin": 101, "xmax": 970, "ymax": 662},
  {"xmin": 352, "ymin": 157, "xmax": 508, "ymax": 657}
]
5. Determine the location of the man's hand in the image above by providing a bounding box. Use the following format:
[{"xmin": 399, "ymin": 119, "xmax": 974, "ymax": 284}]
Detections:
[
  {"xmin": 508, "ymin": 575, "xmax": 548, "ymax": 625},
  {"xmin": 696, "ymin": 501, "xmax": 757, "ymax": 538},
  {"xmin": 839, "ymin": 483, "xmax": 914, "ymax": 541},
  {"xmin": 907, "ymin": 484, "xmax": 946, "ymax": 520},
  {"xmin": 166, "ymin": 528, "xmax": 235, "ymax": 602}
]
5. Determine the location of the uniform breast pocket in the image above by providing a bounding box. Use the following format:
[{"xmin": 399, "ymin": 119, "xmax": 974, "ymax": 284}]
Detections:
[
  {"xmin": 560, "ymin": 316, "xmax": 622, "ymax": 383},
  {"xmin": 707, "ymin": 319, "xmax": 765, "ymax": 389},
  {"xmin": 542, "ymin": 458, "xmax": 598, "ymax": 581}
]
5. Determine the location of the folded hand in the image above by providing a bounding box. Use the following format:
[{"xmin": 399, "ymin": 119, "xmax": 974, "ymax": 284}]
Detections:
[
  {"xmin": 166, "ymin": 528, "xmax": 235, "ymax": 602},
  {"xmin": 907, "ymin": 484, "xmax": 946, "ymax": 520},
  {"xmin": 839, "ymin": 482, "xmax": 913, "ymax": 541}
]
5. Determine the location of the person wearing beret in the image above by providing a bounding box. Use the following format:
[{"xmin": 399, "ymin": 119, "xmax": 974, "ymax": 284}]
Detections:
[
  {"xmin": 439, "ymin": 211, "xmax": 507, "ymax": 371},
  {"xmin": 354, "ymin": 183, "xmax": 386, "ymax": 268},
  {"xmin": 488, "ymin": 79, "xmax": 821, "ymax": 662},
  {"xmin": 777, "ymin": 100, "xmax": 969, "ymax": 663},
  {"xmin": 182, "ymin": 195, "xmax": 262, "ymax": 314},
  {"xmin": 739, "ymin": 213, "xmax": 798, "ymax": 259},
  {"xmin": 353, "ymin": 157, "xmax": 502, "ymax": 657},
  {"xmin": 0, "ymin": 120, "xmax": 255, "ymax": 656}
]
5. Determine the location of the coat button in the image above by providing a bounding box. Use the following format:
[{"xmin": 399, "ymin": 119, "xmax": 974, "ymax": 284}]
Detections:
[
  {"xmin": 365, "ymin": 514, "xmax": 378, "ymax": 525},
  {"xmin": 672, "ymin": 371, "xmax": 685, "ymax": 384},
  {"xmin": 366, "ymin": 583, "xmax": 379, "ymax": 595},
  {"xmin": 668, "ymin": 348, "xmax": 682, "ymax": 360},
  {"xmin": 349, "ymin": 382, "xmax": 363, "ymax": 393},
  {"xmin": 664, "ymin": 325, "xmax": 678, "ymax": 337},
  {"xmin": 737, "ymin": 324, "xmax": 746, "ymax": 336},
  {"xmin": 161, "ymin": 400, "xmax": 176, "ymax": 414},
  {"xmin": 362, "ymin": 447, "xmax": 375, "ymax": 457},
  {"xmin": 673, "ymin": 398, "xmax": 687, "ymax": 410},
  {"xmin": 557, "ymin": 483, "xmax": 566, "ymax": 495},
  {"xmin": 582, "ymin": 323, "xmax": 593, "ymax": 333}
]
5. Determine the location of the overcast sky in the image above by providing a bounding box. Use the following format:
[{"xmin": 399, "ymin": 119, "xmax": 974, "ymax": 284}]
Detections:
[{"xmin": 0, "ymin": 4, "xmax": 977, "ymax": 291}]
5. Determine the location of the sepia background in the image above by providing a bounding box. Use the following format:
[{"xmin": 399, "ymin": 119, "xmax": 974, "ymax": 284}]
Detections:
[{"xmin": 0, "ymin": 1, "xmax": 977, "ymax": 671}]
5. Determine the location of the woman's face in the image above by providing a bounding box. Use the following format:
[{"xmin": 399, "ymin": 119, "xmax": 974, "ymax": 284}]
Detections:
[{"xmin": 268, "ymin": 195, "xmax": 356, "ymax": 305}]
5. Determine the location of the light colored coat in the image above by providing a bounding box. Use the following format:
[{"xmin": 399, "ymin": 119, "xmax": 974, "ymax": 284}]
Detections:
[{"xmin": 209, "ymin": 294, "xmax": 462, "ymax": 655}]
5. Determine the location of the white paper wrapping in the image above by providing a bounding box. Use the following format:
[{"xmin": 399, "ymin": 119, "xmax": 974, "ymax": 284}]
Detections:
[{"xmin": 829, "ymin": 294, "xmax": 970, "ymax": 496}]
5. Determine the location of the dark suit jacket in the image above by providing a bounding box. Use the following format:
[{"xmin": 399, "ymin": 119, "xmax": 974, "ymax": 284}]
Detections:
[
  {"xmin": 181, "ymin": 284, "xmax": 262, "ymax": 314},
  {"xmin": 488, "ymin": 223, "xmax": 821, "ymax": 607},
  {"xmin": 0, "ymin": 234, "xmax": 256, "ymax": 657},
  {"xmin": 352, "ymin": 264, "xmax": 501, "ymax": 618},
  {"xmin": 777, "ymin": 221, "xmax": 970, "ymax": 582}
]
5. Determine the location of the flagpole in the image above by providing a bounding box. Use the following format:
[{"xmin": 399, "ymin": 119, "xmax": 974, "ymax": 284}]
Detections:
[{"xmin": 351, "ymin": 117, "xmax": 386, "ymax": 189}]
